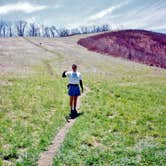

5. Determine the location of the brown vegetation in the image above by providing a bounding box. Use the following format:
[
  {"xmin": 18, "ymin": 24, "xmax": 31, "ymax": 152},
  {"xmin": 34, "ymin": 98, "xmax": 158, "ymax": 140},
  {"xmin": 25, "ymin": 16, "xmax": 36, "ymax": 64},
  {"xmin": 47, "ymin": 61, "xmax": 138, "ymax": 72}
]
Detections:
[{"xmin": 78, "ymin": 30, "xmax": 166, "ymax": 69}]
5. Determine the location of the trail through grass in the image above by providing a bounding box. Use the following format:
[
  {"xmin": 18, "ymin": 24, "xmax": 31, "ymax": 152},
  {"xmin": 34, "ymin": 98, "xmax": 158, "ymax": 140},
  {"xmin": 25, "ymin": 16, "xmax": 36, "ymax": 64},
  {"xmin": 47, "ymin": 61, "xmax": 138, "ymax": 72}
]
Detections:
[
  {"xmin": 0, "ymin": 65, "xmax": 70, "ymax": 165},
  {"xmin": 53, "ymin": 75, "xmax": 166, "ymax": 165},
  {"xmin": 0, "ymin": 35, "xmax": 166, "ymax": 165}
]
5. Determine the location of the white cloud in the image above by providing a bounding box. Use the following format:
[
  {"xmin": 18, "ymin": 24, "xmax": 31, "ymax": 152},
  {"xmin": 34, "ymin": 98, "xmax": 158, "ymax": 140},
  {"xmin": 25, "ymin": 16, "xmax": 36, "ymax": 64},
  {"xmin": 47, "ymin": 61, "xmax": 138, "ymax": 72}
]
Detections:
[
  {"xmin": 54, "ymin": 4, "xmax": 63, "ymax": 9},
  {"xmin": 0, "ymin": 2, "xmax": 47, "ymax": 15},
  {"xmin": 26, "ymin": 16, "xmax": 36, "ymax": 23},
  {"xmin": 86, "ymin": 0, "xmax": 166, "ymax": 32},
  {"xmin": 80, "ymin": 0, "xmax": 164, "ymax": 32},
  {"xmin": 88, "ymin": 1, "xmax": 129, "ymax": 21},
  {"xmin": 118, "ymin": 2, "xmax": 166, "ymax": 31}
]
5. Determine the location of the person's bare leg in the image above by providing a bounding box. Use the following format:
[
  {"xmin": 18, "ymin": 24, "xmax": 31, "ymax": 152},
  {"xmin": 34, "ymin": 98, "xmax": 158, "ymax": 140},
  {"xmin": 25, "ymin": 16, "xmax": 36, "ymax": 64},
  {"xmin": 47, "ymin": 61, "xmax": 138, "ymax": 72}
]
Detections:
[
  {"xmin": 73, "ymin": 96, "xmax": 78, "ymax": 111},
  {"xmin": 70, "ymin": 96, "xmax": 74, "ymax": 110}
]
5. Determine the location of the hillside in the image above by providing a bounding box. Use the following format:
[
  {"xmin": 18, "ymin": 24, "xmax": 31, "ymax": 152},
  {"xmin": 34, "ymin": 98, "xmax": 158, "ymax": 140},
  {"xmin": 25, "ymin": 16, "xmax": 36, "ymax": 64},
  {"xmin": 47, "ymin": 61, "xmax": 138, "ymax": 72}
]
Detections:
[
  {"xmin": 0, "ymin": 35, "xmax": 166, "ymax": 165},
  {"xmin": 78, "ymin": 30, "xmax": 166, "ymax": 69}
]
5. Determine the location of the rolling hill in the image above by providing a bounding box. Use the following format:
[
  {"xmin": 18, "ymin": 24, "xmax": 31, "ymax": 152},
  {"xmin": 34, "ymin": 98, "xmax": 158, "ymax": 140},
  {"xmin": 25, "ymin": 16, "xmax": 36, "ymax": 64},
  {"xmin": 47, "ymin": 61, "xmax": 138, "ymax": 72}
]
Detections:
[
  {"xmin": 0, "ymin": 34, "xmax": 166, "ymax": 165},
  {"xmin": 78, "ymin": 30, "xmax": 166, "ymax": 69}
]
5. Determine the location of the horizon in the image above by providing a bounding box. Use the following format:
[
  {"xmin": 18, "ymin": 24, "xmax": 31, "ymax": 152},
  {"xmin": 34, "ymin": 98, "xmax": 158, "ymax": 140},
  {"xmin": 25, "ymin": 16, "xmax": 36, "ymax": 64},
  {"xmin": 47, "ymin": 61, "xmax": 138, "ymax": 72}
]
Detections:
[{"xmin": 0, "ymin": 0, "xmax": 166, "ymax": 33}]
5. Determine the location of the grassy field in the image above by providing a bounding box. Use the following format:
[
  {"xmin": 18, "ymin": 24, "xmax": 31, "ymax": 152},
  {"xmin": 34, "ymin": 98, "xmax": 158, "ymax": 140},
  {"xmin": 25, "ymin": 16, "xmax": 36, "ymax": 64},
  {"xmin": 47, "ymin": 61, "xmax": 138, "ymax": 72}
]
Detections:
[
  {"xmin": 0, "ymin": 66, "xmax": 70, "ymax": 165},
  {"xmin": 54, "ymin": 75, "xmax": 166, "ymax": 165},
  {"xmin": 0, "ymin": 35, "xmax": 166, "ymax": 165}
]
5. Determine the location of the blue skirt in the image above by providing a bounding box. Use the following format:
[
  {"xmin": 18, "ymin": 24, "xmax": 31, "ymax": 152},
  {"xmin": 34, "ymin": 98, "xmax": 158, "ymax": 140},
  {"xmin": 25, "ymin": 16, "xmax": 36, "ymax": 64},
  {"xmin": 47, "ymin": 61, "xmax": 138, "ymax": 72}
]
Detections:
[{"xmin": 68, "ymin": 84, "xmax": 81, "ymax": 96}]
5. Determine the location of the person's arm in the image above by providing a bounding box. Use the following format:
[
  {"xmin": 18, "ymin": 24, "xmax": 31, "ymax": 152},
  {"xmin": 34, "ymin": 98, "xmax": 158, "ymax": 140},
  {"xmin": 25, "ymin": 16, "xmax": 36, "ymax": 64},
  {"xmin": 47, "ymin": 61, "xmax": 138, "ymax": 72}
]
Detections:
[
  {"xmin": 62, "ymin": 70, "xmax": 67, "ymax": 78},
  {"xmin": 79, "ymin": 80, "xmax": 83, "ymax": 93}
]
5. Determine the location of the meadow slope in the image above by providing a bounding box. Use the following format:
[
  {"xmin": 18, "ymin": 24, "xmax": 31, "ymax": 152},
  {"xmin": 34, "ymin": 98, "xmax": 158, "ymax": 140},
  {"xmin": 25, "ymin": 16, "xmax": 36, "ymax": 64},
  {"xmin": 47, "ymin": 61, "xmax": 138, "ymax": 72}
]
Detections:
[
  {"xmin": 78, "ymin": 30, "xmax": 166, "ymax": 69},
  {"xmin": 0, "ymin": 34, "xmax": 166, "ymax": 165}
]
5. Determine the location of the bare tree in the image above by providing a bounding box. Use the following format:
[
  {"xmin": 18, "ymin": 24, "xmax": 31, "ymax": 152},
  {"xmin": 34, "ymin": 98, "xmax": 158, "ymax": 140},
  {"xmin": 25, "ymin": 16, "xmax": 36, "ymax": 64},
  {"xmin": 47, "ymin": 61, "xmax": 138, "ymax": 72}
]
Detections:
[
  {"xmin": 91, "ymin": 24, "xmax": 110, "ymax": 33},
  {"xmin": 43, "ymin": 27, "xmax": 51, "ymax": 37},
  {"xmin": 102, "ymin": 24, "xmax": 110, "ymax": 31},
  {"xmin": 0, "ymin": 21, "xmax": 6, "ymax": 37},
  {"xmin": 15, "ymin": 20, "xmax": 27, "ymax": 37},
  {"xmin": 7, "ymin": 21, "xmax": 13, "ymax": 37},
  {"xmin": 57, "ymin": 28, "xmax": 69, "ymax": 37},
  {"xmin": 0, "ymin": 21, "xmax": 13, "ymax": 37},
  {"xmin": 70, "ymin": 28, "xmax": 81, "ymax": 36},
  {"xmin": 80, "ymin": 26, "xmax": 88, "ymax": 34},
  {"xmin": 50, "ymin": 26, "xmax": 58, "ymax": 37},
  {"xmin": 1, "ymin": 20, "xmax": 111, "ymax": 37},
  {"xmin": 92, "ymin": 25, "xmax": 100, "ymax": 33},
  {"xmin": 29, "ymin": 23, "xmax": 40, "ymax": 37},
  {"xmin": 2, "ymin": 22, "xmax": 8, "ymax": 37}
]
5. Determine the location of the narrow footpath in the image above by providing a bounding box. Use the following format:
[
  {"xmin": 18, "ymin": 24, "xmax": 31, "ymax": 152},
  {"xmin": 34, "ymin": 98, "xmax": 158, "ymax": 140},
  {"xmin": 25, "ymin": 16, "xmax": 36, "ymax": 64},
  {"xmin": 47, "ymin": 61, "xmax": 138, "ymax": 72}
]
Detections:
[{"xmin": 38, "ymin": 87, "xmax": 89, "ymax": 166}]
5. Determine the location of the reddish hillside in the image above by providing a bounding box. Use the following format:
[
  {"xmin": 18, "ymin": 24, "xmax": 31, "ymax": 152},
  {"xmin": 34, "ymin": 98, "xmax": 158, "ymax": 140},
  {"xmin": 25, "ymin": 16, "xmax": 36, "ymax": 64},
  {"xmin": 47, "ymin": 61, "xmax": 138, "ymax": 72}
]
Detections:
[{"xmin": 78, "ymin": 30, "xmax": 166, "ymax": 69}]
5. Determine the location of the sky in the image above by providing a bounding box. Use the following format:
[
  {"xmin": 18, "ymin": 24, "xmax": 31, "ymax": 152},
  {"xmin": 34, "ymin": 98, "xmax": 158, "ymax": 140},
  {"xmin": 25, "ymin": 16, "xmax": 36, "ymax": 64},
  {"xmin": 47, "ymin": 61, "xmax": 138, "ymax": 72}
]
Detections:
[{"xmin": 0, "ymin": 0, "xmax": 166, "ymax": 33}]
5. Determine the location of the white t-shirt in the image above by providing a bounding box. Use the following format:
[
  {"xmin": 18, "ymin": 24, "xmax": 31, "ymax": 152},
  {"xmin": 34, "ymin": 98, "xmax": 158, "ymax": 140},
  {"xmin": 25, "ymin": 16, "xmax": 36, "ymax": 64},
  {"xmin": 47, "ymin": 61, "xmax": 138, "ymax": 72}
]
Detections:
[{"xmin": 65, "ymin": 71, "xmax": 82, "ymax": 84}]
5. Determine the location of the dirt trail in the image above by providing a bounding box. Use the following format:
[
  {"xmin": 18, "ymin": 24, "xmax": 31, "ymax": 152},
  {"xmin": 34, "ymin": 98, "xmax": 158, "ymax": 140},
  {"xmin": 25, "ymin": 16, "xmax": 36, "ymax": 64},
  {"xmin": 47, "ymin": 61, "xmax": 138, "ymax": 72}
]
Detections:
[
  {"xmin": 38, "ymin": 87, "xmax": 89, "ymax": 166},
  {"xmin": 22, "ymin": 38, "xmax": 90, "ymax": 166}
]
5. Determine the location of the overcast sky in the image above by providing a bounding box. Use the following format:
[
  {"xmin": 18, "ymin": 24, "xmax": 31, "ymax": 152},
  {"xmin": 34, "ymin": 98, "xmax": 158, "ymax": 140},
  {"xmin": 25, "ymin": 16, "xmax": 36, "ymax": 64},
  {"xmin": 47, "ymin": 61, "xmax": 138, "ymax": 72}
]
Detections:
[{"xmin": 0, "ymin": 0, "xmax": 166, "ymax": 33}]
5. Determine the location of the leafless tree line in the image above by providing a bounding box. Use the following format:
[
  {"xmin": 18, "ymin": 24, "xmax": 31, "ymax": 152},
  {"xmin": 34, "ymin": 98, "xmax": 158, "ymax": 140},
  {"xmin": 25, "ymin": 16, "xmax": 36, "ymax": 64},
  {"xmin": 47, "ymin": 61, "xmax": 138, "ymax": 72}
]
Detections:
[{"xmin": 0, "ymin": 20, "xmax": 110, "ymax": 37}]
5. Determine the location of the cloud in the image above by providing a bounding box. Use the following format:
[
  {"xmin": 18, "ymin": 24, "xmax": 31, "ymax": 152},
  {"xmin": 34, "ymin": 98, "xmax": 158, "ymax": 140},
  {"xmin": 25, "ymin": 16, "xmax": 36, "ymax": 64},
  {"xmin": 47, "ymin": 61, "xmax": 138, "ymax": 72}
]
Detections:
[
  {"xmin": 0, "ymin": 2, "xmax": 47, "ymax": 15},
  {"xmin": 26, "ymin": 16, "xmax": 36, "ymax": 23},
  {"xmin": 118, "ymin": 1, "xmax": 166, "ymax": 31},
  {"xmin": 86, "ymin": 0, "xmax": 166, "ymax": 32},
  {"xmin": 88, "ymin": 1, "xmax": 129, "ymax": 21},
  {"xmin": 81, "ymin": 0, "xmax": 165, "ymax": 32},
  {"xmin": 54, "ymin": 4, "xmax": 63, "ymax": 9}
]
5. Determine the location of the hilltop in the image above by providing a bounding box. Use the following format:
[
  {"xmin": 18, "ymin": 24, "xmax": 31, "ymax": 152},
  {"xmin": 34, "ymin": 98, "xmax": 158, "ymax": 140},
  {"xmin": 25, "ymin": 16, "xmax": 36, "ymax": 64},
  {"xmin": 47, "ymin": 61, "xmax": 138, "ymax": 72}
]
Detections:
[{"xmin": 78, "ymin": 30, "xmax": 166, "ymax": 69}]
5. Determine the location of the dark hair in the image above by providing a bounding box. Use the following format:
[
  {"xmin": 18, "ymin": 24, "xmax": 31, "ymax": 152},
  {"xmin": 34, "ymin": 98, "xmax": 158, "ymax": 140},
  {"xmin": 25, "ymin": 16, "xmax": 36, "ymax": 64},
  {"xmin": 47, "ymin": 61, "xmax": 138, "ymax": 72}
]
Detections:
[{"xmin": 72, "ymin": 64, "xmax": 77, "ymax": 69}]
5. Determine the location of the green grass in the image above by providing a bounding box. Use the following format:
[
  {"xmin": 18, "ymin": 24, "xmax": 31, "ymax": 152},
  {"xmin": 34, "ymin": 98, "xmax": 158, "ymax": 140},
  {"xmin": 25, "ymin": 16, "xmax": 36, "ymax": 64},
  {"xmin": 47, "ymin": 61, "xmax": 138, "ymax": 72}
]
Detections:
[
  {"xmin": 1, "ymin": 70, "xmax": 165, "ymax": 165},
  {"xmin": 1, "ymin": 36, "xmax": 166, "ymax": 165},
  {"xmin": 0, "ymin": 70, "xmax": 69, "ymax": 165},
  {"xmin": 53, "ymin": 76, "xmax": 166, "ymax": 165}
]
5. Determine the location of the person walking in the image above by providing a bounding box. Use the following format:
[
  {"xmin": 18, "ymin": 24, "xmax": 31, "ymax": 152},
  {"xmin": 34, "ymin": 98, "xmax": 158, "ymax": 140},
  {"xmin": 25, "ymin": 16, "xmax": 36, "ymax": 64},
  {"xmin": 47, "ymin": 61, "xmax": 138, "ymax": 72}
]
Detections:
[{"xmin": 62, "ymin": 64, "xmax": 83, "ymax": 119}]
